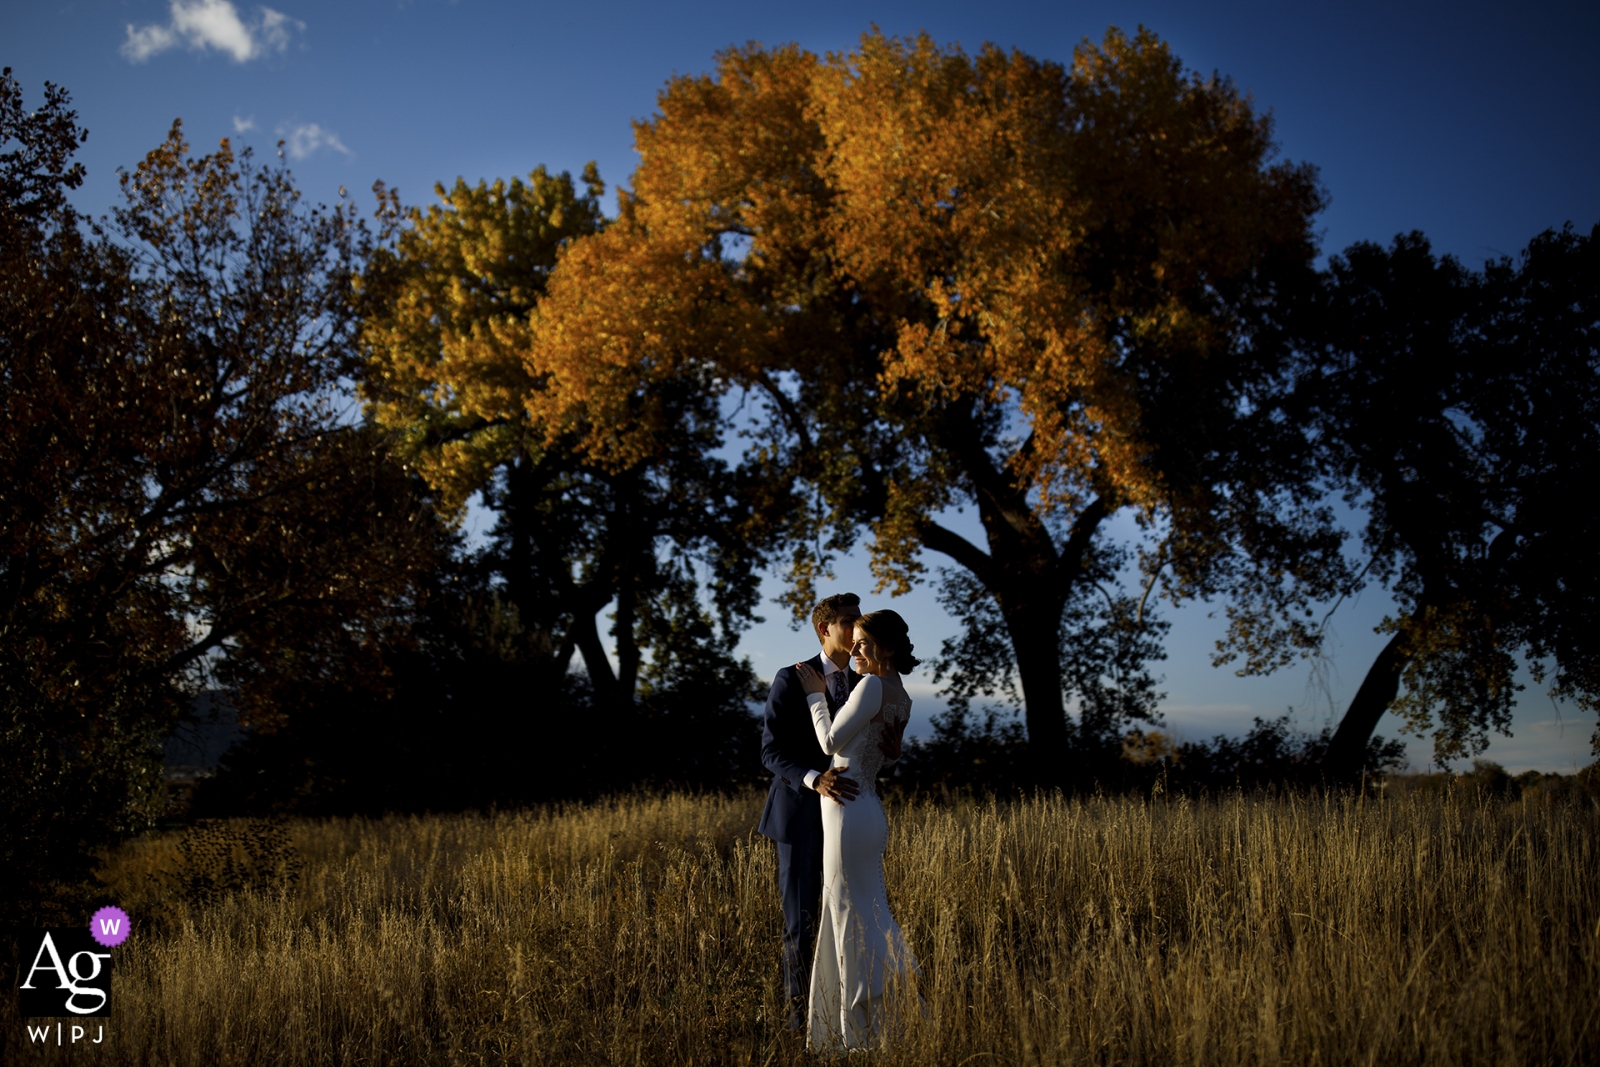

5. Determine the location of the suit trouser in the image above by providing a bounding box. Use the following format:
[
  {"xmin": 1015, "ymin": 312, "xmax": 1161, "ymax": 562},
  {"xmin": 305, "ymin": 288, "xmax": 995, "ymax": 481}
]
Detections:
[{"xmin": 776, "ymin": 833, "xmax": 824, "ymax": 1028}]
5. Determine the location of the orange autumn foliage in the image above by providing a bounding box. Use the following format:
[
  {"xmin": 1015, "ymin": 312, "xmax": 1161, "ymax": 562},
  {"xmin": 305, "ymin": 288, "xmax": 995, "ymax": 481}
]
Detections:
[
  {"xmin": 532, "ymin": 26, "xmax": 1322, "ymax": 532},
  {"xmin": 376, "ymin": 28, "xmax": 1331, "ymax": 762}
]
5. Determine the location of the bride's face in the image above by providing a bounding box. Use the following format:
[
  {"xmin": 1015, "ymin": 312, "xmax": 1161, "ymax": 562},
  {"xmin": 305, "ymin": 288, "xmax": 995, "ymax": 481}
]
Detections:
[{"xmin": 851, "ymin": 625, "xmax": 890, "ymax": 676}]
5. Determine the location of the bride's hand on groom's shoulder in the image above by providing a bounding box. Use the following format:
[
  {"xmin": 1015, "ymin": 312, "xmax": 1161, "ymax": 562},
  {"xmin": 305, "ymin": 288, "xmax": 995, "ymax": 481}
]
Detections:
[{"xmin": 793, "ymin": 661, "xmax": 825, "ymax": 696}]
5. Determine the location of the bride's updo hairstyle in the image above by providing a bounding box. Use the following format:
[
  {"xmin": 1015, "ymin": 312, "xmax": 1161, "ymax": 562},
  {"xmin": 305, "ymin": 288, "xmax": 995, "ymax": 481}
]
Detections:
[{"xmin": 855, "ymin": 610, "xmax": 921, "ymax": 674}]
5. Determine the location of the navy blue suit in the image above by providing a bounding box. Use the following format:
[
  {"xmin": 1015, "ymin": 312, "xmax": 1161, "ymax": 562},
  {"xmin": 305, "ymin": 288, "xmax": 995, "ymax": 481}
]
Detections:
[{"xmin": 758, "ymin": 653, "xmax": 857, "ymax": 1027}]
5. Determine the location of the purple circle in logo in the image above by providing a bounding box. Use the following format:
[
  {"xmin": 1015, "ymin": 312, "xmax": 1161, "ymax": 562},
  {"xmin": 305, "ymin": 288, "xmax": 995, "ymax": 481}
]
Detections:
[{"xmin": 90, "ymin": 905, "xmax": 131, "ymax": 947}]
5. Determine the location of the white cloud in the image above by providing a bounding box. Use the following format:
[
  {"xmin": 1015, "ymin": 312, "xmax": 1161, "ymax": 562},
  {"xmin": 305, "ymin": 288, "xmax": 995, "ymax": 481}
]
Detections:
[
  {"xmin": 122, "ymin": 23, "xmax": 177, "ymax": 62},
  {"xmin": 171, "ymin": 0, "xmax": 255, "ymax": 60},
  {"xmin": 258, "ymin": 8, "xmax": 297, "ymax": 52},
  {"xmin": 232, "ymin": 114, "xmax": 256, "ymax": 133},
  {"xmin": 121, "ymin": 1, "xmax": 304, "ymax": 64},
  {"xmin": 278, "ymin": 122, "xmax": 351, "ymax": 160}
]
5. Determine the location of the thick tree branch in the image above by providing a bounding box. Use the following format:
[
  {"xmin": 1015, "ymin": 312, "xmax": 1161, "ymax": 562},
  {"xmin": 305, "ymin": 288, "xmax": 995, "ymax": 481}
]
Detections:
[
  {"xmin": 915, "ymin": 519, "xmax": 993, "ymax": 587},
  {"xmin": 753, "ymin": 372, "xmax": 813, "ymax": 454},
  {"xmin": 1060, "ymin": 496, "xmax": 1110, "ymax": 580}
]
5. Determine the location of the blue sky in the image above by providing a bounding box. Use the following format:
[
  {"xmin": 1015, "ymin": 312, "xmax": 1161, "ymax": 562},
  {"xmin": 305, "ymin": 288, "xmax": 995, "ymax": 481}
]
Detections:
[{"xmin": 11, "ymin": 0, "xmax": 1599, "ymax": 771}]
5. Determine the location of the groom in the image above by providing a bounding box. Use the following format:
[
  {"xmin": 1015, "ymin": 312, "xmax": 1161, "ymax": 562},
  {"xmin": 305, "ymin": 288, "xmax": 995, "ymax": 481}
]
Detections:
[{"xmin": 758, "ymin": 591, "xmax": 863, "ymax": 1030}]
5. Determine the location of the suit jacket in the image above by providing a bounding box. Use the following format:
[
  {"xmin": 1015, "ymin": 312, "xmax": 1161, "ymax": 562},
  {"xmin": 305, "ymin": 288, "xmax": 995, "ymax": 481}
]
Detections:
[{"xmin": 757, "ymin": 653, "xmax": 858, "ymax": 844}]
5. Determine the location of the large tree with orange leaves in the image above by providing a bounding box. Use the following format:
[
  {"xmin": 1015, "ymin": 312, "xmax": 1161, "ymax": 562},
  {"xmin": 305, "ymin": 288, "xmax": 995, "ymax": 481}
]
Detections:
[{"xmin": 525, "ymin": 28, "xmax": 1349, "ymax": 779}]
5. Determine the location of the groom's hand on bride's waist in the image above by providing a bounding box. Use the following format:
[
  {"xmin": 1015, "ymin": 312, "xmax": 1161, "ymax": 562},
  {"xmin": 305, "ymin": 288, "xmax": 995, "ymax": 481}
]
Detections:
[{"xmin": 815, "ymin": 768, "xmax": 859, "ymax": 804}]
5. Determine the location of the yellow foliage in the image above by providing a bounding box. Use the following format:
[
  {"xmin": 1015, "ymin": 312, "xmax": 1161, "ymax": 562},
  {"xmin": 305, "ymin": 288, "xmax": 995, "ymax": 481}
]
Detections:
[{"xmin": 359, "ymin": 166, "xmax": 604, "ymax": 514}]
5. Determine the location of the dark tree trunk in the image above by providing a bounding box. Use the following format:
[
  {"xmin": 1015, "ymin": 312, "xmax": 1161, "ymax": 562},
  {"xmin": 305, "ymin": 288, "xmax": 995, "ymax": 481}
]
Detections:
[
  {"xmin": 613, "ymin": 568, "xmax": 641, "ymax": 703},
  {"xmin": 1322, "ymin": 629, "xmax": 1408, "ymax": 779},
  {"xmin": 998, "ymin": 590, "xmax": 1073, "ymax": 780},
  {"xmin": 568, "ymin": 595, "xmax": 620, "ymax": 704},
  {"xmin": 504, "ymin": 453, "xmax": 538, "ymax": 627},
  {"xmin": 610, "ymin": 479, "xmax": 644, "ymax": 703},
  {"xmin": 915, "ymin": 405, "xmax": 1111, "ymax": 783},
  {"xmin": 916, "ymin": 506, "xmax": 1080, "ymax": 780},
  {"xmin": 985, "ymin": 498, "xmax": 1106, "ymax": 786},
  {"xmin": 501, "ymin": 451, "xmax": 574, "ymax": 689},
  {"xmin": 1321, "ymin": 528, "xmax": 1500, "ymax": 779}
]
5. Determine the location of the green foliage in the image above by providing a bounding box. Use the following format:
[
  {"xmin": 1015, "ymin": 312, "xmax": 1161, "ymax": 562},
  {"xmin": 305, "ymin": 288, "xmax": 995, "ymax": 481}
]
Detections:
[
  {"xmin": 358, "ymin": 164, "xmax": 608, "ymax": 514},
  {"xmin": 359, "ymin": 161, "xmax": 776, "ymax": 745},
  {"xmin": 898, "ymin": 711, "xmax": 1410, "ymax": 798},
  {"xmin": 924, "ymin": 561, "xmax": 1172, "ymax": 788},
  {"xmin": 893, "ymin": 703, "xmax": 1029, "ymax": 798},
  {"xmin": 1274, "ymin": 226, "xmax": 1600, "ymax": 770},
  {"xmin": 1169, "ymin": 716, "xmax": 1408, "ymax": 791},
  {"xmin": 632, "ymin": 564, "xmax": 768, "ymax": 790}
]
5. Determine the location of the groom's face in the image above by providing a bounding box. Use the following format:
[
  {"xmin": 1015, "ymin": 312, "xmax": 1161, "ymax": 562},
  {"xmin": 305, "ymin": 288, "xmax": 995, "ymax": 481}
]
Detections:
[{"xmin": 818, "ymin": 612, "xmax": 861, "ymax": 659}]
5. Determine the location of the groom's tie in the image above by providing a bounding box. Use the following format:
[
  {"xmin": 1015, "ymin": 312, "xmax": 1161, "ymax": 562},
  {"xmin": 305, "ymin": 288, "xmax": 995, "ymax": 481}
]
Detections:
[{"xmin": 827, "ymin": 669, "xmax": 848, "ymax": 713}]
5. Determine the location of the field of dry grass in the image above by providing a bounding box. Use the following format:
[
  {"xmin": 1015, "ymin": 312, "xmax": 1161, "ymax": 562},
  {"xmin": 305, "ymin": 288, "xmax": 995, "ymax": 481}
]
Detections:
[{"xmin": 8, "ymin": 788, "xmax": 1597, "ymax": 1065}]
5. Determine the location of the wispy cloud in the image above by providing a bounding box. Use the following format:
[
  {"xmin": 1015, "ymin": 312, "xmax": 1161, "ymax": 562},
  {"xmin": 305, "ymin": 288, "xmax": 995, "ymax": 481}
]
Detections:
[
  {"xmin": 278, "ymin": 122, "xmax": 351, "ymax": 160},
  {"xmin": 122, "ymin": 23, "xmax": 177, "ymax": 62},
  {"xmin": 232, "ymin": 114, "xmax": 256, "ymax": 133},
  {"xmin": 121, "ymin": 1, "xmax": 304, "ymax": 64},
  {"xmin": 257, "ymin": 8, "xmax": 298, "ymax": 52}
]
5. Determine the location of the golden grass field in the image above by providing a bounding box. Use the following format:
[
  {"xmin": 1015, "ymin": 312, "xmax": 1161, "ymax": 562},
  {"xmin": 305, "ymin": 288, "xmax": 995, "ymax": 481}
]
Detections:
[{"xmin": 9, "ymin": 788, "xmax": 1598, "ymax": 1065}]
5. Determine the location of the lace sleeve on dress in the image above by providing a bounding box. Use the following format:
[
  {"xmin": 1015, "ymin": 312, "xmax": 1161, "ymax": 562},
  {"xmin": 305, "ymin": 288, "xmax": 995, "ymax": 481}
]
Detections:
[{"xmin": 810, "ymin": 675, "xmax": 883, "ymax": 755}]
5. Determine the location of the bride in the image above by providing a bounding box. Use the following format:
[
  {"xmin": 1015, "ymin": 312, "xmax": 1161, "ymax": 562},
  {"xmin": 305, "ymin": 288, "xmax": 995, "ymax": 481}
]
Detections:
[{"xmin": 793, "ymin": 609, "xmax": 919, "ymax": 1050}]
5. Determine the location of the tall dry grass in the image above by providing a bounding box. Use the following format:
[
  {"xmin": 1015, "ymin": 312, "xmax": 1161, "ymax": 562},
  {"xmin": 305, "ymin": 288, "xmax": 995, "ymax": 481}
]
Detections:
[{"xmin": 8, "ymin": 789, "xmax": 1597, "ymax": 1065}]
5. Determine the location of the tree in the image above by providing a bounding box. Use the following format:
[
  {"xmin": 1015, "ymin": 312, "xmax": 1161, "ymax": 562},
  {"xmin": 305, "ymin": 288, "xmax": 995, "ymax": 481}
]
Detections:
[
  {"xmin": 358, "ymin": 167, "xmax": 773, "ymax": 780},
  {"xmin": 0, "ymin": 75, "xmax": 431, "ymax": 915},
  {"xmin": 1276, "ymin": 227, "xmax": 1600, "ymax": 774},
  {"xmin": 1168, "ymin": 716, "xmax": 1405, "ymax": 793},
  {"xmin": 196, "ymin": 530, "xmax": 771, "ymax": 816},
  {"xmin": 191, "ymin": 538, "xmax": 608, "ymax": 816},
  {"xmin": 525, "ymin": 29, "xmax": 1347, "ymax": 781}
]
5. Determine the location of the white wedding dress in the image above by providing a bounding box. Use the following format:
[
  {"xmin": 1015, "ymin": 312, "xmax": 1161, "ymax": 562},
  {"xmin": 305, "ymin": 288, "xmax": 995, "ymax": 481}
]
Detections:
[{"xmin": 806, "ymin": 674, "xmax": 917, "ymax": 1051}]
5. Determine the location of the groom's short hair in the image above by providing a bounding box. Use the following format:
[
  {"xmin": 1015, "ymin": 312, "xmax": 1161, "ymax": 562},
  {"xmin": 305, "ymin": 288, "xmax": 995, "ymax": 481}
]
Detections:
[{"xmin": 812, "ymin": 593, "xmax": 862, "ymax": 643}]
